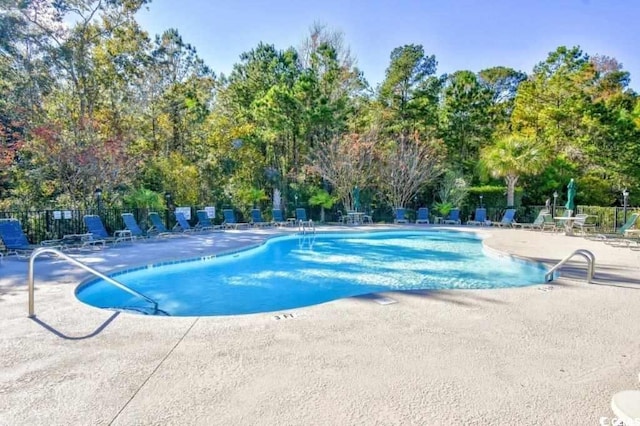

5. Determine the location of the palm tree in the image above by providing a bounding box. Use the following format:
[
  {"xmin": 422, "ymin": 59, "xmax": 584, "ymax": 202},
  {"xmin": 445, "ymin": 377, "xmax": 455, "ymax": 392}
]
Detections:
[
  {"xmin": 309, "ymin": 188, "xmax": 337, "ymax": 223},
  {"xmin": 480, "ymin": 135, "xmax": 547, "ymax": 207}
]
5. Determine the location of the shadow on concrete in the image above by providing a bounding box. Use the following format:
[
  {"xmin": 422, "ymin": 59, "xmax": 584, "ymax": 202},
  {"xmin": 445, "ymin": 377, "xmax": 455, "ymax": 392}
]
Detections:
[
  {"xmin": 399, "ymin": 289, "xmax": 509, "ymax": 306},
  {"xmin": 353, "ymin": 289, "xmax": 509, "ymax": 308},
  {"xmin": 30, "ymin": 311, "xmax": 120, "ymax": 340},
  {"xmin": 517, "ymin": 255, "xmax": 640, "ymax": 289}
]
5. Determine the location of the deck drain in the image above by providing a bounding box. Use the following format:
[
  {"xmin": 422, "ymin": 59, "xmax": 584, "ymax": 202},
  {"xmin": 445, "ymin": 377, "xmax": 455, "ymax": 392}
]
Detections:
[
  {"xmin": 273, "ymin": 313, "xmax": 297, "ymax": 320},
  {"xmin": 538, "ymin": 285, "xmax": 554, "ymax": 292},
  {"xmin": 373, "ymin": 297, "xmax": 397, "ymax": 305}
]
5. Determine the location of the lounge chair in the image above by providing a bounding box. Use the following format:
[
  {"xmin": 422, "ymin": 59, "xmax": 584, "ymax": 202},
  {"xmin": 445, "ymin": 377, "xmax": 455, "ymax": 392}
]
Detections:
[
  {"xmin": 0, "ymin": 219, "xmax": 62, "ymax": 258},
  {"xmin": 394, "ymin": 208, "xmax": 408, "ymax": 224},
  {"xmin": 493, "ymin": 209, "xmax": 516, "ymax": 228},
  {"xmin": 83, "ymin": 215, "xmax": 132, "ymax": 244},
  {"xmin": 295, "ymin": 208, "xmax": 312, "ymax": 226},
  {"xmin": 512, "ymin": 209, "xmax": 548, "ymax": 230},
  {"xmin": 415, "ymin": 208, "xmax": 430, "ymax": 224},
  {"xmin": 467, "ymin": 208, "xmax": 488, "ymax": 226},
  {"xmin": 173, "ymin": 211, "xmax": 196, "ymax": 232},
  {"xmin": 123, "ymin": 212, "xmax": 174, "ymax": 240},
  {"xmin": 337, "ymin": 211, "xmax": 351, "ymax": 224},
  {"xmin": 222, "ymin": 209, "xmax": 249, "ymax": 229},
  {"xmin": 250, "ymin": 209, "xmax": 271, "ymax": 227},
  {"xmin": 539, "ymin": 214, "xmax": 558, "ymax": 232},
  {"xmin": 195, "ymin": 210, "xmax": 221, "ymax": 231},
  {"xmin": 361, "ymin": 211, "xmax": 373, "ymax": 224},
  {"xmin": 121, "ymin": 213, "xmax": 154, "ymax": 240},
  {"xmin": 588, "ymin": 212, "xmax": 639, "ymax": 245},
  {"xmin": 571, "ymin": 214, "xmax": 597, "ymax": 235},
  {"xmin": 271, "ymin": 209, "xmax": 290, "ymax": 227},
  {"xmin": 443, "ymin": 208, "xmax": 461, "ymax": 225},
  {"xmin": 148, "ymin": 212, "xmax": 171, "ymax": 234}
]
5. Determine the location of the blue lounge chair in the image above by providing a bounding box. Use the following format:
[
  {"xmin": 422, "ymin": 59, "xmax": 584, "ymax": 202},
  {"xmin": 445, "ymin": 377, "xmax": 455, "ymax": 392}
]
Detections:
[
  {"xmin": 148, "ymin": 212, "xmax": 170, "ymax": 234},
  {"xmin": 271, "ymin": 209, "xmax": 289, "ymax": 227},
  {"xmin": 295, "ymin": 208, "xmax": 312, "ymax": 226},
  {"xmin": 394, "ymin": 208, "xmax": 408, "ymax": 224},
  {"xmin": 173, "ymin": 211, "xmax": 195, "ymax": 232},
  {"xmin": 121, "ymin": 213, "xmax": 149, "ymax": 240},
  {"xmin": 0, "ymin": 219, "xmax": 62, "ymax": 258},
  {"xmin": 122, "ymin": 212, "xmax": 172, "ymax": 240},
  {"xmin": 416, "ymin": 207, "xmax": 430, "ymax": 224},
  {"xmin": 222, "ymin": 209, "xmax": 249, "ymax": 229},
  {"xmin": 466, "ymin": 208, "xmax": 488, "ymax": 226},
  {"xmin": 195, "ymin": 210, "xmax": 221, "ymax": 231},
  {"xmin": 443, "ymin": 208, "xmax": 461, "ymax": 225},
  {"xmin": 493, "ymin": 209, "xmax": 516, "ymax": 227},
  {"xmin": 84, "ymin": 215, "xmax": 132, "ymax": 244},
  {"xmin": 250, "ymin": 209, "xmax": 271, "ymax": 227}
]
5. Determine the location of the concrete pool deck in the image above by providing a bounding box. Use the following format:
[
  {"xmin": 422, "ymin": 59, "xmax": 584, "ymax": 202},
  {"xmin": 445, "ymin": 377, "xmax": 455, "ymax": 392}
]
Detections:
[{"xmin": 1, "ymin": 224, "xmax": 640, "ymax": 425}]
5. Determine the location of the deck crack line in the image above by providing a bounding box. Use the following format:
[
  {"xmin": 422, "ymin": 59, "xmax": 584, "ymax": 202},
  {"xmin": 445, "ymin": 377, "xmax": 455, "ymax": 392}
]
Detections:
[{"xmin": 108, "ymin": 317, "xmax": 200, "ymax": 425}]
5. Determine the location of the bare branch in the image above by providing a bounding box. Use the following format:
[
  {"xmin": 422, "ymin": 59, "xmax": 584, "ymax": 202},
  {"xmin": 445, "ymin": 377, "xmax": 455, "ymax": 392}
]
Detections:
[
  {"xmin": 377, "ymin": 133, "xmax": 445, "ymax": 208},
  {"xmin": 308, "ymin": 130, "xmax": 377, "ymax": 210}
]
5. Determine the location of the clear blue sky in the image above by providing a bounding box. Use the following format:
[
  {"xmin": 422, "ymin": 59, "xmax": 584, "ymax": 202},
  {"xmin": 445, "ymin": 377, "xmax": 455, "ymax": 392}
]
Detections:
[{"xmin": 136, "ymin": 0, "xmax": 639, "ymax": 91}]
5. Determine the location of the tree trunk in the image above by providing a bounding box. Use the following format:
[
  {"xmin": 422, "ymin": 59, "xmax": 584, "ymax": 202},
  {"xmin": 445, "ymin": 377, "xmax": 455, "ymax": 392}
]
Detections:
[{"xmin": 505, "ymin": 175, "xmax": 519, "ymax": 207}]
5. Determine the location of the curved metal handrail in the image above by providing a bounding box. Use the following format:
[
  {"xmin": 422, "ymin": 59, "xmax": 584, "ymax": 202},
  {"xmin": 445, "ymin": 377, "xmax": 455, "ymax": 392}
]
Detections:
[
  {"xmin": 298, "ymin": 219, "xmax": 315, "ymax": 234},
  {"xmin": 545, "ymin": 249, "xmax": 595, "ymax": 283},
  {"xmin": 298, "ymin": 219, "xmax": 316, "ymax": 248},
  {"xmin": 28, "ymin": 247, "xmax": 158, "ymax": 318}
]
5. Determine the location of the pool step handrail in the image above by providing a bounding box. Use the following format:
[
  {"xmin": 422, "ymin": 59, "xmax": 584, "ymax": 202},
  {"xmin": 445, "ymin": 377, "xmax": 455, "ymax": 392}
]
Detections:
[
  {"xmin": 27, "ymin": 247, "xmax": 158, "ymax": 318},
  {"xmin": 298, "ymin": 219, "xmax": 315, "ymax": 234},
  {"xmin": 298, "ymin": 219, "xmax": 316, "ymax": 248},
  {"xmin": 545, "ymin": 249, "xmax": 595, "ymax": 283}
]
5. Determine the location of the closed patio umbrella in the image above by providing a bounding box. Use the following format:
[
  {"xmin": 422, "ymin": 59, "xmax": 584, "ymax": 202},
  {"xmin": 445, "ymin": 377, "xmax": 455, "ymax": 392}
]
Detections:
[
  {"xmin": 353, "ymin": 186, "xmax": 360, "ymax": 212},
  {"xmin": 565, "ymin": 178, "xmax": 576, "ymax": 214}
]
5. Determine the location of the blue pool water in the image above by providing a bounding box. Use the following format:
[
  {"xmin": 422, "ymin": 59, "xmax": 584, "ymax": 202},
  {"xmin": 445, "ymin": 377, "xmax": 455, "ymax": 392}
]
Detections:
[{"xmin": 75, "ymin": 230, "xmax": 546, "ymax": 316}]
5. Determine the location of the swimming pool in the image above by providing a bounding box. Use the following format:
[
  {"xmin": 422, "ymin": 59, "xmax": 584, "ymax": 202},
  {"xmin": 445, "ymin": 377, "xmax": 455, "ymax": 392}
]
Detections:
[{"xmin": 75, "ymin": 230, "xmax": 546, "ymax": 316}]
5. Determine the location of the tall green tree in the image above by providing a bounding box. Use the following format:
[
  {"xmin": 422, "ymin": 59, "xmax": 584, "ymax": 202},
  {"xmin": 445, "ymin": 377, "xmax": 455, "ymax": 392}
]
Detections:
[
  {"xmin": 478, "ymin": 66, "xmax": 527, "ymax": 130},
  {"xmin": 297, "ymin": 24, "xmax": 366, "ymax": 147},
  {"xmin": 148, "ymin": 28, "xmax": 214, "ymax": 156},
  {"xmin": 511, "ymin": 46, "xmax": 639, "ymax": 204},
  {"xmin": 439, "ymin": 70, "xmax": 494, "ymax": 176},
  {"xmin": 5, "ymin": 0, "xmax": 150, "ymax": 207},
  {"xmin": 213, "ymin": 43, "xmax": 303, "ymax": 206},
  {"xmin": 378, "ymin": 44, "xmax": 440, "ymax": 136}
]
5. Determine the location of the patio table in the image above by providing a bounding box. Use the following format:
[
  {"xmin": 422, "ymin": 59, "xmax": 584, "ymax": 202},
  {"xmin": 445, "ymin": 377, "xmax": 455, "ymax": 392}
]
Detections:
[
  {"xmin": 348, "ymin": 212, "xmax": 365, "ymax": 225},
  {"xmin": 554, "ymin": 217, "xmax": 576, "ymax": 236}
]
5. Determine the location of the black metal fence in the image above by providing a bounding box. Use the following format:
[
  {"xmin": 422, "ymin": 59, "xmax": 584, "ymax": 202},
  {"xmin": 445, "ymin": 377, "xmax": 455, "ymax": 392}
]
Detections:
[
  {"xmin": 0, "ymin": 207, "xmax": 175, "ymax": 244},
  {"xmin": 0, "ymin": 205, "xmax": 637, "ymax": 245},
  {"xmin": 458, "ymin": 205, "xmax": 638, "ymax": 232}
]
